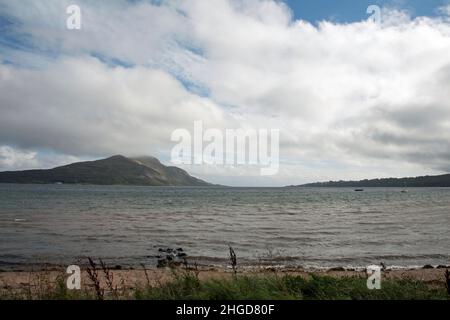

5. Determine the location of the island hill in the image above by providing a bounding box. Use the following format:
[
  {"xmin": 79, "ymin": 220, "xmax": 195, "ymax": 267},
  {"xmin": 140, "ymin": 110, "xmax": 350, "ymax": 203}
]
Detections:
[
  {"xmin": 0, "ymin": 155, "xmax": 212, "ymax": 186},
  {"xmin": 290, "ymin": 174, "xmax": 450, "ymax": 188}
]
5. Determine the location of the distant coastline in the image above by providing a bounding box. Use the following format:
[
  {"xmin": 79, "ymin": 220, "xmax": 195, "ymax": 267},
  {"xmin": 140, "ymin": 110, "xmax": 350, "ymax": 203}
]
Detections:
[{"xmin": 288, "ymin": 173, "xmax": 450, "ymax": 188}]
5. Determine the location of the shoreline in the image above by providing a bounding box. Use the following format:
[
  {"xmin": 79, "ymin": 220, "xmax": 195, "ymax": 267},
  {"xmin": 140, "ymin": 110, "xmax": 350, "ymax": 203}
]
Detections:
[
  {"xmin": 2, "ymin": 264, "xmax": 448, "ymax": 299},
  {"xmin": 1, "ymin": 264, "xmax": 448, "ymax": 285},
  {"xmin": 1, "ymin": 262, "xmax": 449, "ymax": 273}
]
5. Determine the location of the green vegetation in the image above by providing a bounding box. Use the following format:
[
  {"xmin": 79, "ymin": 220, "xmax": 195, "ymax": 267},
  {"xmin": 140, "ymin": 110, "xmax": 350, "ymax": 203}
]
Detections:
[
  {"xmin": 294, "ymin": 173, "xmax": 450, "ymax": 188},
  {"xmin": 2, "ymin": 271, "xmax": 448, "ymax": 300},
  {"xmin": 2, "ymin": 253, "xmax": 448, "ymax": 300},
  {"xmin": 134, "ymin": 272, "xmax": 448, "ymax": 300},
  {"xmin": 0, "ymin": 155, "xmax": 212, "ymax": 186},
  {"xmin": 0, "ymin": 273, "xmax": 93, "ymax": 300}
]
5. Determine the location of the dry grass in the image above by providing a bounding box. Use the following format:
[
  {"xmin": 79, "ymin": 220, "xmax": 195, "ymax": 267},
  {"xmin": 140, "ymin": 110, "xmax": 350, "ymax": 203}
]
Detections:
[
  {"xmin": 445, "ymin": 269, "xmax": 450, "ymax": 295},
  {"xmin": 0, "ymin": 256, "xmax": 449, "ymax": 300}
]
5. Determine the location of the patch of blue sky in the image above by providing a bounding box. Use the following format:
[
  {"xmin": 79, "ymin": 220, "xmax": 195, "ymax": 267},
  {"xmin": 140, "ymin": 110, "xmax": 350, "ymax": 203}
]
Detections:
[
  {"xmin": 89, "ymin": 52, "xmax": 134, "ymax": 69},
  {"xmin": 0, "ymin": 13, "xmax": 60, "ymax": 67},
  {"xmin": 284, "ymin": 0, "xmax": 450, "ymax": 24},
  {"xmin": 0, "ymin": 14, "xmax": 30, "ymax": 51},
  {"xmin": 181, "ymin": 79, "xmax": 211, "ymax": 97},
  {"xmin": 92, "ymin": 47, "xmax": 210, "ymax": 95}
]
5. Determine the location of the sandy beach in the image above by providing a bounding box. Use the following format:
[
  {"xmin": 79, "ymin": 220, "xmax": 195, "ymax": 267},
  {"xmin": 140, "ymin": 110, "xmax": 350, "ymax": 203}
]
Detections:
[{"xmin": 1, "ymin": 265, "xmax": 448, "ymax": 296}]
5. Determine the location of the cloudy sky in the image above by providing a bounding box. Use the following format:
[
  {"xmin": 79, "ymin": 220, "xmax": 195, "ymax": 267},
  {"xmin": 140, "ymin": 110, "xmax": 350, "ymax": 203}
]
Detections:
[{"xmin": 1, "ymin": 0, "xmax": 450, "ymax": 186}]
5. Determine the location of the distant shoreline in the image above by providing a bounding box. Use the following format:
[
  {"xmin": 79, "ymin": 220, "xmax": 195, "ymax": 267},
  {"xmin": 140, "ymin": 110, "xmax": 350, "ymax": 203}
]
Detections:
[
  {"xmin": 289, "ymin": 173, "xmax": 450, "ymax": 188},
  {"xmin": 3, "ymin": 182, "xmax": 450, "ymax": 188}
]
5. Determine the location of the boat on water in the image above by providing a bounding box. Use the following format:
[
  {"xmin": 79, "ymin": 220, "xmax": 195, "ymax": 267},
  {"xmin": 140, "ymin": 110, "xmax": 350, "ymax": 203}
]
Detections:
[
  {"xmin": 401, "ymin": 183, "xmax": 408, "ymax": 193},
  {"xmin": 354, "ymin": 189, "xmax": 364, "ymax": 192}
]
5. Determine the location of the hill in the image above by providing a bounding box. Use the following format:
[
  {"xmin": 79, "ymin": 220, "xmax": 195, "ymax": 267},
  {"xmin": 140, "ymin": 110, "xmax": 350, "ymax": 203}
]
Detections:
[
  {"xmin": 290, "ymin": 174, "xmax": 450, "ymax": 188},
  {"xmin": 0, "ymin": 155, "xmax": 212, "ymax": 186}
]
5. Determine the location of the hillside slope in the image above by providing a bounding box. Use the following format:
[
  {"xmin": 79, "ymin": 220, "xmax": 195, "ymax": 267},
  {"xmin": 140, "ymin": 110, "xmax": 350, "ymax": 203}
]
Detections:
[{"xmin": 0, "ymin": 155, "xmax": 212, "ymax": 186}]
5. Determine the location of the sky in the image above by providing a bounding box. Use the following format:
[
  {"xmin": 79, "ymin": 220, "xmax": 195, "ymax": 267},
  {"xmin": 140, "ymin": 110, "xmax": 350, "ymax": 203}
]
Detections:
[
  {"xmin": 1, "ymin": 0, "xmax": 450, "ymax": 186},
  {"xmin": 286, "ymin": 0, "xmax": 450, "ymax": 22}
]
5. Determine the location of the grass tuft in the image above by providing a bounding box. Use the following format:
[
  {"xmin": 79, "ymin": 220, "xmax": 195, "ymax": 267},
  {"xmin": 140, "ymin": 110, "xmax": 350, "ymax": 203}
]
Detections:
[{"xmin": 134, "ymin": 273, "xmax": 448, "ymax": 300}]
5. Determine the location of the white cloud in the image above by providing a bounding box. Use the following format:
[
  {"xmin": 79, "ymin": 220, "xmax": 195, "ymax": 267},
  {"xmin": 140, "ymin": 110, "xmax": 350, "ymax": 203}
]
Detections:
[
  {"xmin": 438, "ymin": 4, "xmax": 450, "ymax": 17},
  {"xmin": 1, "ymin": 0, "xmax": 450, "ymax": 185},
  {"xmin": 0, "ymin": 57, "xmax": 230, "ymax": 157},
  {"xmin": 0, "ymin": 145, "xmax": 85, "ymax": 171},
  {"xmin": 0, "ymin": 146, "xmax": 38, "ymax": 170}
]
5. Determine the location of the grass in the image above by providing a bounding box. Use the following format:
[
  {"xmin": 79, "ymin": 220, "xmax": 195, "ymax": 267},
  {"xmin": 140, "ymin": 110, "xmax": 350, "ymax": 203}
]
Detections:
[
  {"xmin": 1, "ymin": 252, "xmax": 449, "ymax": 300},
  {"xmin": 133, "ymin": 271, "xmax": 448, "ymax": 300},
  {"xmin": 445, "ymin": 269, "xmax": 450, "ymax": 295},
  {"xmin": 2, "ymin": 268, "xmax": 447, "ymax": 300},
  {"xmin": 0, "ymin": 273, "xmax": 94, "ymax": 300}
]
